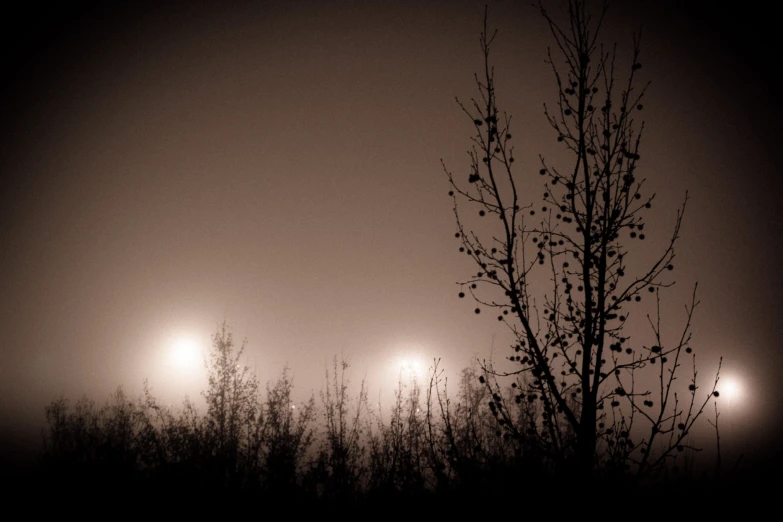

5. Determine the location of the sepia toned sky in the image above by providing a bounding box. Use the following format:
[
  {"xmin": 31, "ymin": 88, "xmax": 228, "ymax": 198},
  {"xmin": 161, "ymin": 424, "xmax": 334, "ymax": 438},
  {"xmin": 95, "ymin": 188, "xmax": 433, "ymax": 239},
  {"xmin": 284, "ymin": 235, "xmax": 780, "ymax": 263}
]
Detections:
[{"xmin": 1, "ymin": 0, "xmax": 781, "ymax": 464}]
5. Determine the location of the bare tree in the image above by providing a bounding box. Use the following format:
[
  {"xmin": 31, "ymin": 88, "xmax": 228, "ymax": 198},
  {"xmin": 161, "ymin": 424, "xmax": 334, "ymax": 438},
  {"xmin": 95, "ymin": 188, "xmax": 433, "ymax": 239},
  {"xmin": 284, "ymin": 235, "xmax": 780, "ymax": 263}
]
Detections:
[
  {"xmin": 442, "ymin": 1, "xmax": 720, "ymax": 478},
  {"xmin": 312, "ymin": 356, "xmax": 368, "ymax": 500},
  {"xmin": 202, "ymin": 321, "xmax": 261, "ymax": 487}
]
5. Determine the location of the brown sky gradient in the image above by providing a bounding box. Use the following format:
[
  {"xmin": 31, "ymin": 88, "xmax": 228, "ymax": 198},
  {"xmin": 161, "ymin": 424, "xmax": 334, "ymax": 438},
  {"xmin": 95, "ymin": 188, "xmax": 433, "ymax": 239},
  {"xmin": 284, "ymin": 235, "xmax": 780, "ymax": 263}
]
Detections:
[{"xmin": 1, "ymin": 0, "xmax": 781, "ymax": 465}]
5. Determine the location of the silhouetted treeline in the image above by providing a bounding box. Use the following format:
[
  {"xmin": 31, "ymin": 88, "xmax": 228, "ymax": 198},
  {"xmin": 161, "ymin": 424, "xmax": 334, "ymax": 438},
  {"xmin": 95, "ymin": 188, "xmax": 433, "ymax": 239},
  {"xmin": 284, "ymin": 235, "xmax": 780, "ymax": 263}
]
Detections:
[{"xmin": 34, "ymin": 325, "xmax": 753, "ymax": 512}]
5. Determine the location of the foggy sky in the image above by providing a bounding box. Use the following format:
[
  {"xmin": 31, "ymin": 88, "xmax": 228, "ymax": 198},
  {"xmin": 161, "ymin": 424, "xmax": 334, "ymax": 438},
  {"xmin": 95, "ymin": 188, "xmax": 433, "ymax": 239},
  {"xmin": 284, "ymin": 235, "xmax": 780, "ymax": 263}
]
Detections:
[{"xmin": 2, "ymin": 0, "xmax": 781, "ymax": 464}]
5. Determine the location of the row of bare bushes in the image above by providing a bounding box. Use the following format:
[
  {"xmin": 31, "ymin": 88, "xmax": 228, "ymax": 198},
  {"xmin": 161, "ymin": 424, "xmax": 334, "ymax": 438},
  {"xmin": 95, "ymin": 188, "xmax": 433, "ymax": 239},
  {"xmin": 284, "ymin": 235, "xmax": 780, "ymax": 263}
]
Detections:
[{"xmin": 38, "ymin": 326, "xmax": 718, "ymax": 509}]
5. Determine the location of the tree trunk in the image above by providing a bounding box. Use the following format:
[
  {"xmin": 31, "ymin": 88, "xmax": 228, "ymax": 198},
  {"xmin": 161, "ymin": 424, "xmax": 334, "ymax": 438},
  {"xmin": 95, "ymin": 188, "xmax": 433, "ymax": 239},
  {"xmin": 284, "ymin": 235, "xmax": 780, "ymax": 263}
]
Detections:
[{"xmin": 578, "ymin": 403, "xmax": 596, "ymax": 476}]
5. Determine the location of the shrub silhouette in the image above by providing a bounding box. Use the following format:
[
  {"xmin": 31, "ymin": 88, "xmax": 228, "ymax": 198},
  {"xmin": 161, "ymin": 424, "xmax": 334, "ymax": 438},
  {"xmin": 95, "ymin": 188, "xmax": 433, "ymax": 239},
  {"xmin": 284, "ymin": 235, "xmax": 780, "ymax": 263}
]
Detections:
[
  {"xmin": 42, "ymin": 388, "xmax": 146, "ymax": 495},
  {"xmin": 309, "ymin": 356, "xmax": 368, "ymax": 503}
]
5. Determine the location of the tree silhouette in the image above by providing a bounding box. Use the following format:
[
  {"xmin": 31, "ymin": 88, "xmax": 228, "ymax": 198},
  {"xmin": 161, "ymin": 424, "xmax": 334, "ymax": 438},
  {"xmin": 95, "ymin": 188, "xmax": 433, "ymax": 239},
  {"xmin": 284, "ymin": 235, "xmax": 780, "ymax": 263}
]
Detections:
[
  {"xmin": 41, "ymin": 388, "xmax": 147, "ymax": 496},
  {"xmin": 442, "ymin": 1, "xmax": 720, "ymax": 478},
  {"xmin": 312, "ymin": 356, "xmax": 368, "ymax": 501},
  {"xmin": 202, "ymin": 322, "xmax": 262, "ymax": 488}
]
